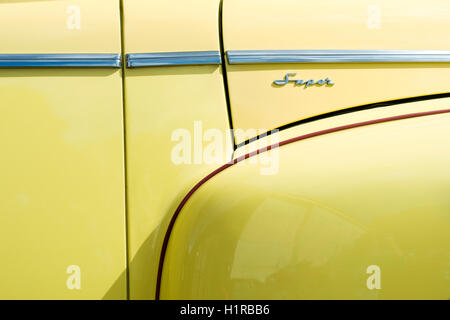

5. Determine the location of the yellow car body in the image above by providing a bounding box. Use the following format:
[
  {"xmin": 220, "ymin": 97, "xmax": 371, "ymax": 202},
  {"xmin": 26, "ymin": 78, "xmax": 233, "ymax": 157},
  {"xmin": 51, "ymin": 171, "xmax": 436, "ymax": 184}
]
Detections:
[{"xmin": 0, "ymin": 0, "xmax": 448, "ymax": 299}]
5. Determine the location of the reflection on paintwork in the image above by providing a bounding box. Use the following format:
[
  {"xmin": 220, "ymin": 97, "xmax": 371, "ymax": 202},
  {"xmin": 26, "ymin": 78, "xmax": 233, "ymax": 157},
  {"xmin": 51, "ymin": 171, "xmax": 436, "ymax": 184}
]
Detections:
[
  {"xmin": 0, "ymin": 71, "xmax": 126, "ymax": 299},
  {"xmin": 161, "ymin": 113, "xmax": 450, "ymax": 299}
]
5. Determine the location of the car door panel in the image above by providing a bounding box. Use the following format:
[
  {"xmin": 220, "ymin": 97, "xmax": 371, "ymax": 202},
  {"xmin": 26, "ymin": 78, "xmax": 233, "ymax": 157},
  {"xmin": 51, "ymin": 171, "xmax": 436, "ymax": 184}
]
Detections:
[{"xmin": 0, "ymin": 0, "xmax": 126, "ymax": 299}]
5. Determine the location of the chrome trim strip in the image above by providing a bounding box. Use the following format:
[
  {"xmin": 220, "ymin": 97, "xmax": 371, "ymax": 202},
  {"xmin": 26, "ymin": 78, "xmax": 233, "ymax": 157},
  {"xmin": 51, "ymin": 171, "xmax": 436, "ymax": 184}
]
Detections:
[
  {"xmin": 126, "ymin": 51, "xmax": 222, "ymax": 67},
  {"xmin": 0, "ymin": 54, "xmax": 121, "ymax": 67},
  {"xmin": 227, "ymin": 50, "xmax": 450, "ymax": 64}
]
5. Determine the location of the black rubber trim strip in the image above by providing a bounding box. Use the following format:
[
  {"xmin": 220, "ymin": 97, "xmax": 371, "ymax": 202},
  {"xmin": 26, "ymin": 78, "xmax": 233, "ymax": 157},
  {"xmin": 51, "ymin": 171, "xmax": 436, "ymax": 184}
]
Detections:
[
  {"xmin": 218, "ymin": 0, "xmax": 237, "ymax": 153},
  {"xmin": 235, "ymin": 92, "xmax": 450, "ymax": 149}
]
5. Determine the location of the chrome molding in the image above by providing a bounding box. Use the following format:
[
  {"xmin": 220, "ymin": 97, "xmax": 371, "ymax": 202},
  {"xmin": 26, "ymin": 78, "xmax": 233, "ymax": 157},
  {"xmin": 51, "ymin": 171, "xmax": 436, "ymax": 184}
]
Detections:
[
  {"xmin": 0, "ymin": 54, "xmax": 121, "ymax": 68},
  {"xmin": 126, "ymin": 51, "xmax": 222, "ymax": 68},
  {"xmin": 226, "ymin": 50, "xmax": 450, "ymax": 64}
]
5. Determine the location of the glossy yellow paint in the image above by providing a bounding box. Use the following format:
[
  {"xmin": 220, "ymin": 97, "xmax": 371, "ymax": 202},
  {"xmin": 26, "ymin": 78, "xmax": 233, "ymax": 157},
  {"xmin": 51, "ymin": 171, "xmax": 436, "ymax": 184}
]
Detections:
[
  {"xmin": 2, "ymin": 0, "xmax": 448, "ymax": 300},
  {"xmin": 122, "ymin": 0, "xmax": 232, "ymax": 300},
  {"xmin": 0, "ymin": 69, "xmax": 127, "ymax": 299},
  {"xmin": 0, "ymin": 0, "xmax": 121, "ymax": 54},
  {"xmin": 0, "ymin": 1, "xmax": 126, "ymax": 299},
  {"xmin": 123, "ymin": 0, "xmax": 222, "ymax": 53},
  {"xmin": 224, "ymin": 0, "xmax": 450, "ymax": 51},
  {"xmin": 161, "ymin": 105, "xmax": 450, "ymax": 299},
  {"xmin": 223, "ymin": 0, "xmax": 450, "ymax": 144}
]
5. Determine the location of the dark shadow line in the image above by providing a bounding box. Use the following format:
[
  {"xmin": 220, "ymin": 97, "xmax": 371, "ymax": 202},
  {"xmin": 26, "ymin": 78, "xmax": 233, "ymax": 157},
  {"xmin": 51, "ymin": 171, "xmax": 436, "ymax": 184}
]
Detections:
[
  {"xmin": 219, "ymin": 0, "xmax": 236, "ymax": 153},
  {"xmin": 119, "ymin": 0, "xmax": 130, "ymax": 301}
]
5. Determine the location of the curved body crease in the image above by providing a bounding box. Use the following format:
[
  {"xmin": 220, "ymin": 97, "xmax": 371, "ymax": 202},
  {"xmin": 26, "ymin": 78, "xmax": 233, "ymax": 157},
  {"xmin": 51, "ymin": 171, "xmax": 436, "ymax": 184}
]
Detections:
[{"xmin": 159, "ymin": 107, "xmax": 450, "ymax": 299}]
